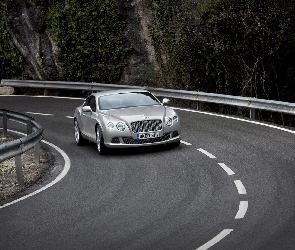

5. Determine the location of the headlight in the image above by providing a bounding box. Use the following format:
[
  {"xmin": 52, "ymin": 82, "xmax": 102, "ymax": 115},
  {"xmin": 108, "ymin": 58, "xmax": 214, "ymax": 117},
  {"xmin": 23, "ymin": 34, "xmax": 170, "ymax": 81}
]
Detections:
[
  {"xmin": 165, "ymin": 117, "xmax": 173, "ymax": 126},
  {"xmin": 173, "ymin": 116, "xmax": 178, "ymax": 122},
  {"xmin": 116, "ymin": 122, "xmax": 126, "ymax": 131}
]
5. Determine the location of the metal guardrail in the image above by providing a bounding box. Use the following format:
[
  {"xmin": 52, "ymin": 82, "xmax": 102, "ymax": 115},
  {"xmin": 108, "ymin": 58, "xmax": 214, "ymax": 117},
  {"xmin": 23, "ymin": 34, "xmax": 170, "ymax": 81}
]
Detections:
[
  {"xmin": 0, "ymin": 79, "xmax": 141, "ymax": 93},
  {"xmin": 2, "ymin": 79, "xmax": 295, "ymax": 119},
  {"xmin": 149, "ymin": 87, "xmax": 295, "ymax": 119},
  {"xmin": 0, "ymin": 109, "xmax": 43, "ymax": 185}
]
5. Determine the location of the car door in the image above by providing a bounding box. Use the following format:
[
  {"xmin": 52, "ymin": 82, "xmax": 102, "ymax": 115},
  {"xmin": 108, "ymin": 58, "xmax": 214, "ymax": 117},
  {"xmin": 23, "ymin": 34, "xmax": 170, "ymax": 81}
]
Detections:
[{"xmin": 81, "ymin": 95, "xmax": 97, "ymax": 140}]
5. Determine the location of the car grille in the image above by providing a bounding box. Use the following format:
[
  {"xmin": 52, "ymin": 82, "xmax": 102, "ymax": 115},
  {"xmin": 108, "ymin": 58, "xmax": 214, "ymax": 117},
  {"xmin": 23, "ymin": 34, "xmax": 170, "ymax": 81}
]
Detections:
[
  {"xmin": 111, "ymin": 137, "xmax": 120, "ymax": 143},
  {"xmin": 131, "ymin": 119, "xmax": 162, "ymax": 133}
]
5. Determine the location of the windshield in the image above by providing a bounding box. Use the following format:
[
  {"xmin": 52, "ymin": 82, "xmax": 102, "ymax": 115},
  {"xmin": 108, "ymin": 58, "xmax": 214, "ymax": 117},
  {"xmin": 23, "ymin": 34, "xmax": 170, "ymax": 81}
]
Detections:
[{"xmin": 99, "ymin": 92, "xmax": 160, "ymax": 110}]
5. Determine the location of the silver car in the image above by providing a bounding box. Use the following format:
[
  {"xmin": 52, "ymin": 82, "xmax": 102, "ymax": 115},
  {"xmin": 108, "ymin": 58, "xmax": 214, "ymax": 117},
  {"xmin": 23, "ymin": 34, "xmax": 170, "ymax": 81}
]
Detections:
[{"xmin": 74, "ymin": 89, "xmax": 181, "ymax": 154}]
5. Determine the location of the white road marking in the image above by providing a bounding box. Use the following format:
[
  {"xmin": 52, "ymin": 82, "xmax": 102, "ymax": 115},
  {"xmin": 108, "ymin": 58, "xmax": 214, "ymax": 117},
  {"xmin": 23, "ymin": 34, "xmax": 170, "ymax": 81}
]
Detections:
[
  {"xmin": 66, "ymin": 116, "xmax": 74, "ymax": 119},
  {"xmin": 194, "ymin": 146, "xmax": 249, "ymax": 243},
  {"xmin": 235, "ymin": 201, "xmax": 249, "ymax": 219},
  {"xmin": 181, "ymin": 140, "xmax": 192, "ymax": 145},
  {"xmin": 0, "ymin": 129, "xmax": 71, "ymax": 209},
  {"xmin": 234, "ymin": 180, "xmax": 247, "ymax": 195},
  {"xmin": 195, "ymin": 229, "xmax": 234, "ymax": 250},
  {"xmin": 218, "ymin": 163, "xmax": 235, "ymax": 175},
  {"xmin": 26, "ymin": 112, "xmax": 53, "ymax": 116},
  {"xmin": 197, "ymin": 148, "xmax": 216, "ymax": 159}
]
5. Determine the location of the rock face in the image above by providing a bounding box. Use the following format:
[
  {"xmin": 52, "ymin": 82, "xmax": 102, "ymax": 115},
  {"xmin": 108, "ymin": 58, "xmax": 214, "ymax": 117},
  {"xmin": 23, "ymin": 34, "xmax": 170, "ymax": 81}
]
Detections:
[
  {"xmin": 5, "ymin": 0, "xmax": 158, "ymax": 84},
  {"xmin": 117, "ymin": 0, "xmax": 159, "ymax": 85},
  {"xmin": 5, "ymin": 0, "xmax": 61, "ymax": 80}
]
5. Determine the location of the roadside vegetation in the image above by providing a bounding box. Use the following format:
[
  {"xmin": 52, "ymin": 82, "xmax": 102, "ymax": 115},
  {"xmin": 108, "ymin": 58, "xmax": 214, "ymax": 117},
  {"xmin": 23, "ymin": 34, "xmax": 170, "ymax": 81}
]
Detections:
[
  {"xmin": 149, "ymin": 0, "xmax": 295, "ymax": 102},
  {"xmin": 30, "ymin": 0, "xmax": 129, "ymax": 83}
]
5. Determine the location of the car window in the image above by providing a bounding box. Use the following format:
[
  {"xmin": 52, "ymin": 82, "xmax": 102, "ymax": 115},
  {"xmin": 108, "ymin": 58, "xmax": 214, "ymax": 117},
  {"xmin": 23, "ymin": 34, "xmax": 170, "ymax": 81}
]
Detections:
[
  {"xmin": 99, "ymin": 92, "xmax": 160, "ymax": 110},
  {"xmin": 84, "ymin": 95, "xmax": 96, "ymax": 112}
]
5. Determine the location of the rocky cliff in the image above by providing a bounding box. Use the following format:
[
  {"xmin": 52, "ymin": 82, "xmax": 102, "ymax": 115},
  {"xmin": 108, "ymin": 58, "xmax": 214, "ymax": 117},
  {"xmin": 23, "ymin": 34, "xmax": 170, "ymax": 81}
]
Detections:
[
  {"xmin": 4, "ymin": 0, "xmax": 157, "ymax": 84},
  {"xmin": 117, "ymin": 0, "xmax": 159, "ymax": 85},
  {"xmin": 4, "ymin": 0, "xmax": 60, "ymax": 80}
]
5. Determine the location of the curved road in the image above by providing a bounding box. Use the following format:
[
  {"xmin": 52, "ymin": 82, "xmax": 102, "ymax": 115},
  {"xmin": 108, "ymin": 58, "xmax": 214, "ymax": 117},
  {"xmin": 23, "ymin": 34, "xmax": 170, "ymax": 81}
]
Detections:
[{"xmin": 1, "ymin": 95, "xmax": 295, "ymax": 250}]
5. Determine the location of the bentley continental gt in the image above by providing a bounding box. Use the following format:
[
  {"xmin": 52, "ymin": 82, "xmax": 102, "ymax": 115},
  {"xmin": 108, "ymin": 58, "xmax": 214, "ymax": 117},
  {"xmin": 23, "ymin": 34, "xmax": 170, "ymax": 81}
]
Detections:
[{"xmin": 74, "ymin": 89, "xmax": 181, "ymax": 154}]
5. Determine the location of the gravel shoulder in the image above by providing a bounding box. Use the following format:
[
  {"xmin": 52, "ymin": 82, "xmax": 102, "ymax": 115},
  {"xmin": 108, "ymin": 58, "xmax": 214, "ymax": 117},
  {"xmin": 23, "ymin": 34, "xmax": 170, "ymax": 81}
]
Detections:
[{"xmin": 0, "ymin": 135, "xmax": 51, "ymax": 201}]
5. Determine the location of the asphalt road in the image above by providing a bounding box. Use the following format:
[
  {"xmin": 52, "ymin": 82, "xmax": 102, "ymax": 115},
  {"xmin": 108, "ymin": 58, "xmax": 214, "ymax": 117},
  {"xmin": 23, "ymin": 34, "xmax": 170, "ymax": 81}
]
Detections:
[{"xmin": 1, "ymin": 95, "xmax": 295, "ymax": 250}]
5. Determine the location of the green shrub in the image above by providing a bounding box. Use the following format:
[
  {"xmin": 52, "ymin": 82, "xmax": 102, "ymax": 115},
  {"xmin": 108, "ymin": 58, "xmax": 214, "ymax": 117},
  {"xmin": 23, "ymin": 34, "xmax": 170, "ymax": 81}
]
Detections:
[
  {"xmin": 48, "ymin": 0, "xmax": 129, "ymax": 83},
  {"xmin": 150, "ymin": 0, "xmax": 295, "ymax": 101}
]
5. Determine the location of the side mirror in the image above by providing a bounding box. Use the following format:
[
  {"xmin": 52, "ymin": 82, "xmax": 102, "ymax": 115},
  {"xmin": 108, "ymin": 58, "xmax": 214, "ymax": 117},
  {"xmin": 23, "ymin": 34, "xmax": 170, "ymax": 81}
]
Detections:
[
  {"xmin": 82, "ymin": 106, "xmax": 92, "ymax": 112},
  {"xmin": 162, "ymin": 98, "xmax": 170, "ymax": 105}
]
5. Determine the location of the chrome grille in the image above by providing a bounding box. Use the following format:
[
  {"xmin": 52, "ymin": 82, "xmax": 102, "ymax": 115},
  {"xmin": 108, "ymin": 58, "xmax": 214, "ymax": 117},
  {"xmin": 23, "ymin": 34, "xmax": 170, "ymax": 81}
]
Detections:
[
  {"xmin": 131, "ymin": 119, "xmax": 162, "ymax": 133},
  {"xmin": 111, "ymin": 137, "xmax": 120, "ymax": 143}
]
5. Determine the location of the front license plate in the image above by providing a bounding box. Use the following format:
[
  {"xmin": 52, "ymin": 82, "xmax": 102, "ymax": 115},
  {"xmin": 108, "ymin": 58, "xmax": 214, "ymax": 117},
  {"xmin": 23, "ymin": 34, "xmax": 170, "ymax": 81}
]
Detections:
[{"xmin": 137, "ymin": 132, "xmax": 160, "ymax": 140}]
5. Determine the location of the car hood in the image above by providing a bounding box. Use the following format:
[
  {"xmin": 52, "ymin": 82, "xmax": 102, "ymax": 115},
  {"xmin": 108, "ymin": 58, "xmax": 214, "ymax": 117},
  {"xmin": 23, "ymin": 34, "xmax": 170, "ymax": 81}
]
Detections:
[{"xmin": 104, "ymin": 105, "xmax": 166, "ymax": 122}]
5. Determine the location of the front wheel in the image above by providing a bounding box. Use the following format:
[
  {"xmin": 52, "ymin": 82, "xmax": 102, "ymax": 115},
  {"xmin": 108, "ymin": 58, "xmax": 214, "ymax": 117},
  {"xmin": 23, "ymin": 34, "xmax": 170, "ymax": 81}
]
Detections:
[
  {"xmin": 74, "ymin": 119, "xmax": 86, "ymax": 145},
  {"xmin": 169, "ymin": 140, "xmax": 181, "ymax": 148},
  {"xmin": 96, "ymin": 125, "xmax": 107, "ymax": 155}
]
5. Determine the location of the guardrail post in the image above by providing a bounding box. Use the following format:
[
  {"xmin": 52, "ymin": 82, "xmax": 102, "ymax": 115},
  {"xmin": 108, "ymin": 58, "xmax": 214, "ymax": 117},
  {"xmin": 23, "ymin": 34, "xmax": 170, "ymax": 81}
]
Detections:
[
  {"xmin": 27, "ymin": 119, "xmax": 32, "ymax": 135},
  {"xmin": 250, "ymin": 108, "xmax": 256, "ymax": 119},
  {"xmin": 15, "ymin": 154, "xmax": 24, "ymax": 185},
  {"xmin": 34, "ymin": 142, "xmax": 41, "ymax": 165},
  {"xmin": 196, "ymin": 101, "xmax": 202, "ymax": 111},
  {"xmin": 3, "ymin": 111, "xmax": 7, "ymax": 138}
]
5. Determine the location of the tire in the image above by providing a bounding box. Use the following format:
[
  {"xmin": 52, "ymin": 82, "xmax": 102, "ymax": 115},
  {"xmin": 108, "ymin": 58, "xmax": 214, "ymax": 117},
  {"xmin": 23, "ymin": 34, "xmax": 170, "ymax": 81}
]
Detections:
[
  {"xmin": 169, "ymin": 140, "xmax": 181, "ymax": 148},
  {"xmin": 74, "ymin": 119, "xmax": 86, "ymax": 145},
  {"xmin": 96, "ymin": 125, "xmax": 107, "ymax": 155}
]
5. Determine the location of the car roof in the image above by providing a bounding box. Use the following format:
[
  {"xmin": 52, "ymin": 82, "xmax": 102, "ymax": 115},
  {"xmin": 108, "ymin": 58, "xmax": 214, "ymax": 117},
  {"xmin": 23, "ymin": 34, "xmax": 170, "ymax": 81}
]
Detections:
[{"xmin": 91, "ymin": 88, "xmax": 149, "ymax": 97}]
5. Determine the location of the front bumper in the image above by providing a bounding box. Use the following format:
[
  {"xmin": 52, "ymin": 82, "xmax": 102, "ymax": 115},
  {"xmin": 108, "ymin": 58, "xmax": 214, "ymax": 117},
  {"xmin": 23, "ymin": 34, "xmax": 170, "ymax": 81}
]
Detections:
[{"xmin": 104, "ymin": 131, "xmax": 180, "ymax": 148}]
